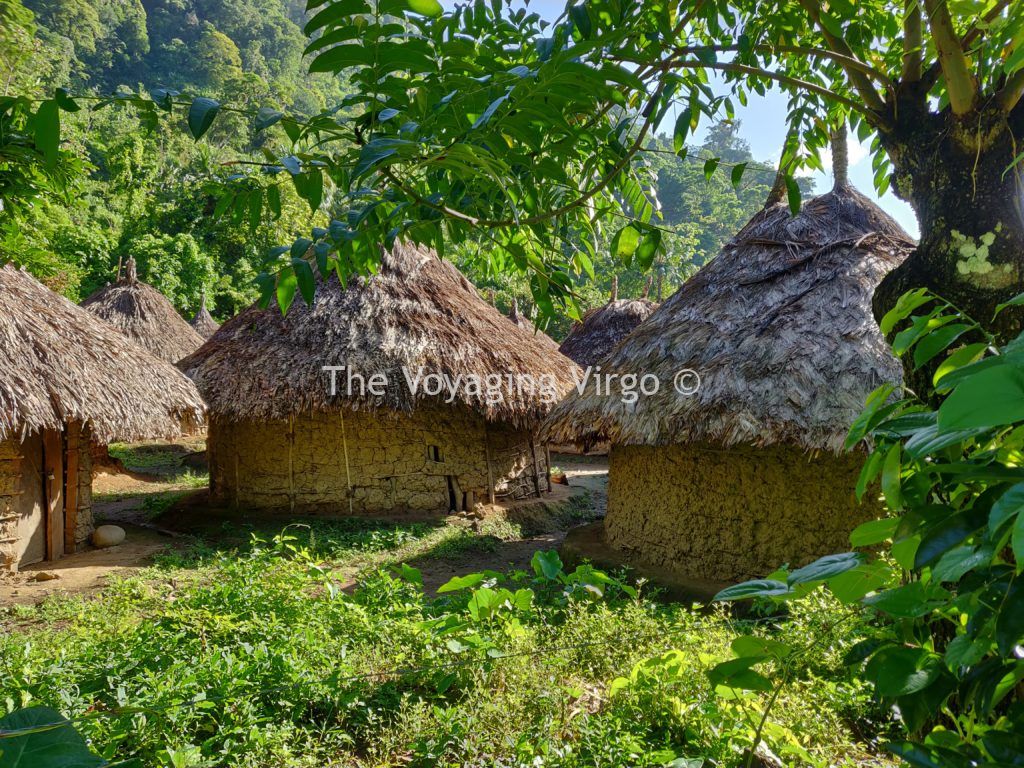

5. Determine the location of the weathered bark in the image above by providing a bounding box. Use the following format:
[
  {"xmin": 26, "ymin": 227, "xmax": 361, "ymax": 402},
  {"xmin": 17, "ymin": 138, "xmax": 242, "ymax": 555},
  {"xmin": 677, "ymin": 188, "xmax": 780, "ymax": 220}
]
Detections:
[{"xmin": 873, "ymin": 99, "xmax": 1024, "ymax": 341}]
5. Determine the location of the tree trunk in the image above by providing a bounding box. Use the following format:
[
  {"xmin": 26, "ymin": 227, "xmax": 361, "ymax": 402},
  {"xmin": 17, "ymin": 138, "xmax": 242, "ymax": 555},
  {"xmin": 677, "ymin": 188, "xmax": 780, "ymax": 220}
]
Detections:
[{"xmin": 874, "ymin": 103, "xmax": 1024, "ymax": 341}]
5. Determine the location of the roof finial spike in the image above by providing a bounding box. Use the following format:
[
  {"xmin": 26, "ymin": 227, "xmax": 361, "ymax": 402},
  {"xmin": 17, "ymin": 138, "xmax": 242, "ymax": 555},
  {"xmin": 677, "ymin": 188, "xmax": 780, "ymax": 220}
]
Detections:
[
  {"xmin": 831, "ymin": 123, "xmax": 849, "ymax": 190},
  {"xmin": 124, "ymin": 257, "xmax": 138, "ymax": 283},
  {"xmin": 766, "ymin": 127, "xmax": 800, "ymax": 208},
  {"xmin": 642, "ymin": 276, "xmax": 653, "ymax": 299},
  {"xmin": 200, "ymin": 290, "xmax": 207, "ymax": 311},
  {"xmin": 487, "ymin": 289, "xmax": 496, "ymax": 307},
  {"xmin": 511, "ymin": 296, "xmax": 520, "ymax": 316},
  {"xmin": 610, "ymin": 275, "xmax": 618, "ymax": 302}
]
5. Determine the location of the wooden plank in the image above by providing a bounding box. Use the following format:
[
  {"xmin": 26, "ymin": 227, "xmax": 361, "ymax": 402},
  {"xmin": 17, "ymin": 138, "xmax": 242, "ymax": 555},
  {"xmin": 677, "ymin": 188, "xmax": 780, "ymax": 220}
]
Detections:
[
  {"xmin": 529, "ymin": 431, "xmax": 542, "ymax": 498},
  {"xmin": 64, "ymin": 423, "xmax": 79, "ymax": 554},
  {"xmin": 544, "ymin": 443, "xmax": 553, "ymax": 493},
  {"xmin": 42, "ymin": 428, "xmax": 64, "ymax": 561},
  {"xmin": 483, "ymin": 423, "xmax": 496, "ymax": 504}
]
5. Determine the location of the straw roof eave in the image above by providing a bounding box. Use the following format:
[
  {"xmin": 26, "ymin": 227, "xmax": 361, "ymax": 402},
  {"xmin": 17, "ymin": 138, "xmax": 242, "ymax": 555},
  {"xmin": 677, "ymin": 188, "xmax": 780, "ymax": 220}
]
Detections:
[
  {"xmin": 180, "ymin": 244, "xmax": 582, "ymax": 430},
  {"xmin": 0, "ymin": 265, "xmax": 206, "ymax": 444},
  {"xmin": 543, "ymin": 185, "xmax": 915, "ymax": 454}
]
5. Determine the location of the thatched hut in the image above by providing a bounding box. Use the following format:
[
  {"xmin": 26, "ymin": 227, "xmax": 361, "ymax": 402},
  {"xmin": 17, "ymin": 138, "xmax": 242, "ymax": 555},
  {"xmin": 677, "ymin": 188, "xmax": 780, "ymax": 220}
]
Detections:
[
  {"xmin": 81, "ymin": 258, "xmax": 205, "ymax": 363},
  {"xmin": 558, "ymin": 277, "xmax": 659, "ymax": 367},
  {"xmin": 190, "ymin": 292, "xmax": 220, "ymax": 339},
  {"xmin": 0, "ymin": 265, "xmax": 205, "ymax": 571},
  {"xmin": 545, "ymin": 155, "xmax": 914, "ymax": 584},
  {"xmin": 179, "ymin": 244, "xmax": 581, "ymax": 515}
]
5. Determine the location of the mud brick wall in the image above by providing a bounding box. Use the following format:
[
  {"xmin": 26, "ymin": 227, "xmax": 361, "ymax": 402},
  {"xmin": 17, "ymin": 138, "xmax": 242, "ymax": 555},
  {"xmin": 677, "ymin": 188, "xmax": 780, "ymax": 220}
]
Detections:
[
  {"xmin": 68, "ymin": 422, "xmax": 94, "ymax": 548},
  {"xmin": 604, "ymin": 443, "xmax": 881, "ymax": 583},
  {"xmin": 207, "ymin": 403, "xmax": 549, "ymax": 514},
  {"xmin": 0, "ymin": 438, "xmax": 22, "ymax": 570}
]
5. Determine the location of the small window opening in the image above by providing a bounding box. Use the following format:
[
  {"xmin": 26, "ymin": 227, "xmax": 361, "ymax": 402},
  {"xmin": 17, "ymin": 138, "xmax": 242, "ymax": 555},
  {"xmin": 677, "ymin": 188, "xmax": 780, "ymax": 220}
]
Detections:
[{"xmin": 427, "ymin": 445, "xmax": 443, "ymax": 462}]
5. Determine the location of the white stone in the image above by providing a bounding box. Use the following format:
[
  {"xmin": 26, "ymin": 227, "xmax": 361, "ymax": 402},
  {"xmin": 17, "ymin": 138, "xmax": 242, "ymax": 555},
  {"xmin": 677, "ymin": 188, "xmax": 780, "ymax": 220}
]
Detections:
[{"xmin": 92, "ymin": 525, "xmax": 126, "ymax": 548}]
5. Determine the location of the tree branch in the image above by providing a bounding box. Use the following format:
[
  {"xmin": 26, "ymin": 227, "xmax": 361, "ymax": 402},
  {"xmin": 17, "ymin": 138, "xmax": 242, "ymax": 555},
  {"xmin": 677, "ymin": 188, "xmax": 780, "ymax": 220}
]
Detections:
[
  {"xmin": 656, "ymin": 58, "xmax": 891, "ymax": 129},
  {"xmin": 923, "ymin": 0, "xmax": 977, "ymax": 114},
  {"xmin": 902, "ymin": 0, "xmax": 923, "ymax": 82},
  {"xmin": 796, "ymin": 0, "xmax": 888, "ymax": 113},
  {"xmin": 997, "ymin": 68, "xmax": 1024, "ymax": 112},
  {"xmin": 670, "ymin": 44, "xmax": 893, "ymax": 87}
]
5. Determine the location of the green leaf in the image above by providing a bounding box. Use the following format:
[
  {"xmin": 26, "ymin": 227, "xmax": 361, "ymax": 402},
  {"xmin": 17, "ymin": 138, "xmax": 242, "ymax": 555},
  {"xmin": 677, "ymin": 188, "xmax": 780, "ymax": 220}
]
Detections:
[
  {"xmin": 938, "ymin": 363, "xmax": 1024, "ymax": 431},
  {"xmin": 635, "ymin": 229, "xmax": 661, "ymax": 270},
  {"xmin": 995, "ymin": 578, "xmax": 1024, "ymax": 654},
  {"xmin": 933, "ymin": 342, "xmax": 988, "ymax": 387},
  {"xmin": 988, "ymin": 482, "xmax": 1024, "ymax": 534},
  {"xmin": 913, "ymin": 324, "xmax": 974, "ymax": 369},
  {"xmin": 611, "ymin": 224, "xmax": 641, "ymax": 265},
  {"xmin": 54, "ymin": 88, "xmax": 80, "ymax": 112},
  {"xmin": 730, "ymin": 162, "xmax": 747, "ymax": 189},
  {"xmin": 702, "ymin": 158, "xmax": 719, "ymax": 180},
  {"xmin": 406, "ymin": 0, "xmax": 443, "ymax": 16},
  {"xmin": 293, "ymin": 259, "xmax": 316, "ymax": 304},
  {"xmin": 34, "ymin": 99, "xmax": 60, "ymax": 167},
  {"xmin": 932, "ymin": 544, "xmax": 991, "ymax": 583},
  {"xmin": 881, "ymin": 443, "xmax": 902, "ymax": 511},
  {"xmin": 827, "ymin": 561, "xmax": 894, "ymax": 603},
  {"xmin": 672, "ymin": 108, "xmax": 692, "ymax": 155},
  {"xmin": 276, "ymin": 271, "xmax": 298, "ymax": 314},
  {"xmin": 712, "ymin": 579, "xmax": 792, "ymax": 602},
  {"xmin": 569, "ymin": 4, "xmax": 591, "ymax": 37},
  {"xmin": 850, "ymin": 517, "xmax": 899, "ymax": 547},
  {"xmin": 255, "ymin": 107, "xmax": 284, "ymax": 131},
  {"xmin": 187, "ymin": 97, "xmax": 220, "ymax": 140},
  {"xmin": 707, "ymin": 657, "xmax": 774, "ymax": 692},
  {"xmin": 731, "ymin": 635, "xmax": 791, "ymax": 660},
  {"xmin": 531, "ymin": 549, "xmax": 563, "ymax": 580},
  {"xmin": 0, "ymin": 706, "xmax": 105, "ymax": 768},
  {"xmin": 784, "ymin": 174, "xmax": 801, "ymax": 215},
  {"xmin": 994, "ymin": 291, "xmax": 1024, "ymax": 316},
  {"xmin": 399, "ymin": 563, "xmax": 423, "ymax": 584},
  {"xmin": 437, "ymin": 572, "xmax": 486, "ymax": 593},
  {"xmin": 863, "ymin": 582, "xmax": 941, "ymax": 618},
  {"xmin": 865, "ymin": 646, "xmax": 943, "ymax": 697},
  {"xmin": 880, "ymin": 288, "xmax": 932, "ymax": 336},
  {"xmin": 787, "ymin": 552, "xmax": 864, "ymax": 585}
]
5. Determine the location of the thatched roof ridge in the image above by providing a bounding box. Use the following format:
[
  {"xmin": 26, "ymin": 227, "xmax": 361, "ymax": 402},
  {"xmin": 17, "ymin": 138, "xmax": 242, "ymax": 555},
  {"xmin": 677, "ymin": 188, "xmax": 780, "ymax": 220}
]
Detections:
[
  {"xmin": 0, "ymin": 265, "xmax": 206, "ymax": 443},
  {"xmin": 190, "ymin": 293, "xmax": 220, "ymax": 339},
  {"xmin": 544, "ymin": 184, "xmax": 915, "ymax": 452},
  {"xmin": 558, "ymin": 295, "xmax": 660, "ymax": 368},
  {"xmin": 81, "ymin": 258, "xmax": 205, "ymax": 363},
  {"xmin": 179, "ymin": 243, "xmax": 582, "ymax": 428}
]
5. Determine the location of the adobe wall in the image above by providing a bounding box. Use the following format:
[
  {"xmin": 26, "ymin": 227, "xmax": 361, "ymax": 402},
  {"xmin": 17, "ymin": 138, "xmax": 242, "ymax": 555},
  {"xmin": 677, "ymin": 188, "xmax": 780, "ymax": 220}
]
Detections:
[
  {"xmin": 207, "ymin": 404, "xmax": 549, "ymax": 515},
  {"xmin": 604, "ymin": 443, "xmax": 880, "ymax": 583}
]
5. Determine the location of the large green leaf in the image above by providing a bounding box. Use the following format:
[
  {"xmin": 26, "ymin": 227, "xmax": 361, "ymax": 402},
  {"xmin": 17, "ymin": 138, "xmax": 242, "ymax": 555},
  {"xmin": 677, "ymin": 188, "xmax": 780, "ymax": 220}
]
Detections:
[
  {"xmin": 787, "ymin": 552, "xmax": 864, "ymax": 585},
  {"xmin": 865, "ymin": 646, "xmax": 943, "ymax": 697},
  {"xmin": 712, "ymin": 579, "xmax": 792, "ymax": 602},
  {"xmin": 0, "ymin": 707, "xmax": 105, "ymax": 768},
  {"xmin": 938, "ymin": 363, "xmax": 1024, "ymax": 431},
  {"xmin": 187, "ymin": 97, "xmax": 220, "ymax": 140},
  {"xmin": 33, "ymin": 99, "xmax": 60, "ymax": 167}
]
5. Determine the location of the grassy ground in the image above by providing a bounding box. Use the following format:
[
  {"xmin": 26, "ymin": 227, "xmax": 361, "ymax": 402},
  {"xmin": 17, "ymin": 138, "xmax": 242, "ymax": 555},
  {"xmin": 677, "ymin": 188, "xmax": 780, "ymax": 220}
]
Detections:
[{"xmin": 0, "ymin": 516, "xmax": 899, "ymax": 768}]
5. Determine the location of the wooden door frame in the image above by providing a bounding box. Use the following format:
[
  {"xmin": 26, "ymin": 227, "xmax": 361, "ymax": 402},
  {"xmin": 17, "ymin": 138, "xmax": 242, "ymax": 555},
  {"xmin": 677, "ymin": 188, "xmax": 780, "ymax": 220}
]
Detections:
[{"xmin": 41, "ymin": 428, "xmax": 64, "ymax": 562}]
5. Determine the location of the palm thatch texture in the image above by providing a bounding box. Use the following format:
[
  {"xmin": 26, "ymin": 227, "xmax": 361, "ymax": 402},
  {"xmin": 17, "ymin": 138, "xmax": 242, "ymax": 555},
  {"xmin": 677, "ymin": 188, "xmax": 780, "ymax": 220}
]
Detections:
[
  {"xmin": 81, "ymin": 258, "xmax": 205, "ymax": 364},
  {"xmin": 190, "ymin": 292, "xmax": 221, "ymax": 339},
  {"xmin": 558, "ymin": 276, "xmax": 660, "ymax": 368},
  {"xmin": 180, "ymin": 243, "xmax": 581, "ymax": 428},
  {"xmin": 0, "ymin": 264, "xmax": 206, "ymax": 444},
  {"xmin": 545, "ymin": 183, "xmax": 914, "ymax": 451}
]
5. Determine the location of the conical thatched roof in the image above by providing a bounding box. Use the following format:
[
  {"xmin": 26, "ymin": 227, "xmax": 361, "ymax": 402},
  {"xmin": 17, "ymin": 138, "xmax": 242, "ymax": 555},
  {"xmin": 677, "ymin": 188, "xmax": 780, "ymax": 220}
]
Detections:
[
  {"xmin": 544, "ymin": 184, "xmax": 915, "ymax": 452},
  {"xmin": 190, "ymin": 292, "xmax": 220, "ymax": 339},
  {"xmin": 81, "ymin": 258, "xmax": 205, "ymax": 363},
  {"xmin": 558, "ymin": 278, "xmax": 659, "ymax": 367},
  {"xmin": 179, "ymin": 243, "xmax": 582, "ymax": 428},
  {"xmin": 0, "ymin": 265, "xmax": 206, "ymax": 443}
]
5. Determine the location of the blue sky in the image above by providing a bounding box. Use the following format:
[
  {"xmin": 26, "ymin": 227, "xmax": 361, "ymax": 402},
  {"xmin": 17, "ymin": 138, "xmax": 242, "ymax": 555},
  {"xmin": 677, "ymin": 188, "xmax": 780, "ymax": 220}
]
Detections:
[{"xmin": 439, "ymin": 0, "xmax": 921, "ymax": 238}]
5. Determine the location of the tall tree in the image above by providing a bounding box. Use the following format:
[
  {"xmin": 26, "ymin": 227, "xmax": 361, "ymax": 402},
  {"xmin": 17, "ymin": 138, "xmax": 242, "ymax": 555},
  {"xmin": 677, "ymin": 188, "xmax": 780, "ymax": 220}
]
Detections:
[{"xmin": 200, "ymin": 0, "xmax": 1022, "ymax": 333}]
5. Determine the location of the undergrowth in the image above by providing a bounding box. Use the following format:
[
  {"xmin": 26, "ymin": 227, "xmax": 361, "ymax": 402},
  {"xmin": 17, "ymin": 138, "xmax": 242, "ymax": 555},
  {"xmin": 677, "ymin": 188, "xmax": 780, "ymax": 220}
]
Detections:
[{"xmin": 0, "ymin": 522, "xmax": 898, "ymax": 767}]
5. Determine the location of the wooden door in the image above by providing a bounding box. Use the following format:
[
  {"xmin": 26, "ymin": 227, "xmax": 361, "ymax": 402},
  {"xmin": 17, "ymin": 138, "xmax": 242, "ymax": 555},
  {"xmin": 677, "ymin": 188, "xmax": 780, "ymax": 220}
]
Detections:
[{"xmin": 42, "ymin": 428, "xmax": 64, "ymax": 561}]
